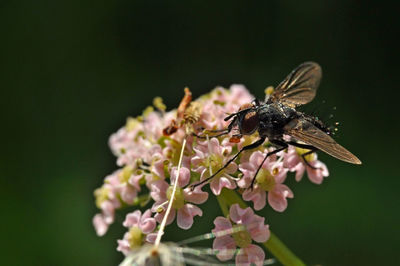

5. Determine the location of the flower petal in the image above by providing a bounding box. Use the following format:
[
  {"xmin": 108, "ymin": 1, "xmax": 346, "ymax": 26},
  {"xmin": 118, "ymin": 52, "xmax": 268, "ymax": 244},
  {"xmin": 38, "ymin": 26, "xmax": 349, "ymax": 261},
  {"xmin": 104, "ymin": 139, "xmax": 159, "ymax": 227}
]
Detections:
[
  {"xmin": 236, "ymin": 244, "xmax": 265, "ymax": 266},
  {"xmin": 93, "ymin": 214, "xmax": 109, "ymax": 236},
  {"xmin": 150, "ymin": 180, "xmax": 168, "ymax": 202},
  {"xmin": 146, "ymin": 232, "xmax": 158, "ymax": 243},
  {"xmin": 100, "ymin": 201, "xmax": 115, "ymax": 224},
  {"xmin": 120, "ymin": 184, "xmax": 137, "ymax": 204},
  {"xmin": 229, "ymin": 204, "xmax": 254, "ymax": 225},
  {"xmin": 123, "ymin": 210, "xmax": 141, "ymax": 228},
  {"xmin": 177, "ymin": 204, "xmax": 203, "ymax": 230},
  {"xmin": 117, "ymin": 238, "xmax": 131, "ymax": 256},
  {"xmin": 248, "ymin": 219, "xmax": 270, "ymax": 243},
  {"xmin": 306, "ymin": 160, "xmax": 329, "ymax": 184},
  {"xmin": 268, "ymin": 184, "xmax": 293, "ymax": 212},
  {"xmin": 210, "ymin": 176, "xmax": 236, "ymax": 195},
  {"xmin": 213, "ymin": 235, "xmax": 236, "ymax": 261},
  {"xmin": 212, "ymin": 216, "xmax": 233, "ymax": 233},
  {"xmin": 183, "ymin": 187, "xmax": 209, "ymax": 204},
  {"xmin": 171, "ymin": 166, "xmax": 190, "ymax": 188},
  {"xmin": 140, "ymin": 210, "xmax": 156, "ymax": 234},
  {"xmin": 242, "ymin": 187, "xmax": 266, "ymax": 211},
  {"xmin": 154, "ymin": 208, "xmax": 176, "ymax": 226},
  {"xmin": 294, "ymin": 163, "xmax": 305, "ymax": 182}
]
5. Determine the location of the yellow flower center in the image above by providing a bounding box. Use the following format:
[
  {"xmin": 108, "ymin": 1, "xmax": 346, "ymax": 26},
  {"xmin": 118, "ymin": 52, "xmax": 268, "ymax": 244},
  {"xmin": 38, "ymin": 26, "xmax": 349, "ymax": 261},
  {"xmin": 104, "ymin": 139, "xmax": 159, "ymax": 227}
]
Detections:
[
  {"xmin": 256, "ymin": 169, "xmax": 276, "ymax": 191},
  {"xmin": 232, "ymin": 225, "xmax": 252, "ymax": 248},
  {"xmin": 119, "ymin": 165, "xmax": 134, "ymax": 183},
  {"xmin": 166, "ymin": 186, "xmax": 185, "ymax": 209},
  {"xmin": 125, "ymin": 117, "xmax": 140, "ymax": 131},
  {"xmin": 128, "ymin": 226, "xmax": 143, "ymax": 248},
  {"xmin": 94, "ymin": 186, "xmax": 109, "ymax": 208},
  {"xmin": 203, "ymin": 154, "xmax": 226, "ymax": 179}
]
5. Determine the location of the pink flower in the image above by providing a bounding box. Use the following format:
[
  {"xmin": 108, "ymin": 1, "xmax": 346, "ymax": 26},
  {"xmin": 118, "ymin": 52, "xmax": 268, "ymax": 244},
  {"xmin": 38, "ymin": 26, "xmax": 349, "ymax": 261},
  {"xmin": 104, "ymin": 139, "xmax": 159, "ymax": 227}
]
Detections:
[
  {"xmin": 197, "ymin": 85, "xmax": 253, "ymax": 131},
  {"xmin": 212, "ymin": 204, "xmax": 269, "ymax": 265},
  {"xmin": 150, "ymin": 167, "xmax": 208, "ymax": 229},
  {"xmin": 93, "ymin": 213, "xmax": 109, "ymax": 237},
  {"xmin": 92, "ymin": 200, "xmax": 119, "ymax": 236},
  {"xmin": 92, "ymin": 171, "xmax": 124, "ymax": 236},
  {"xmin": 116, "ymin": 166, "xmax": 142, "ymax": 204},
  {"xmin": 117, "ymin": 209, "xmax": 157, "ymax": 255},
  {"xmin": 239, "ymin": 151, "xmax": 293, "ymax": 212},
  {"xmin": 191, "ymin": 138, "xmax": 237, "ymax": 195},
  {"xmin": 123, "ymin": 209, "xmax": 156, "ymax": 234},
  {"xmin": 236, "ymin": 245, "xmax": 266, "ymax": 266},
  {"xmin": 224, "ymin": 84, "xmax": 254, "ymax": 113},
  {"xmin": 199, "ymin": 99, "xmax": 230, "ymax": 131},
  {"xmin": 284, "ymin": 146, "xmax": 329, "ymax": 184},
  {"xmin": 109, "ymin": 126, "xmax": 141, "ymax": 165},
  {"xmin": 161, "ymin": 135, "xmax": 193, "ymax": 170}
]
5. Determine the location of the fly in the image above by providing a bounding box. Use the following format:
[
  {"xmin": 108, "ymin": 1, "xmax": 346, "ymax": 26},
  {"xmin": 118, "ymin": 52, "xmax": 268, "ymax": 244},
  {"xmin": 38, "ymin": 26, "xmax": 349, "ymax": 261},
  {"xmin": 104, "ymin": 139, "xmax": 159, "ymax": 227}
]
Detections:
[{"xmin": 192, "ymin": 61, "xmax": 361, "ymax": 190}]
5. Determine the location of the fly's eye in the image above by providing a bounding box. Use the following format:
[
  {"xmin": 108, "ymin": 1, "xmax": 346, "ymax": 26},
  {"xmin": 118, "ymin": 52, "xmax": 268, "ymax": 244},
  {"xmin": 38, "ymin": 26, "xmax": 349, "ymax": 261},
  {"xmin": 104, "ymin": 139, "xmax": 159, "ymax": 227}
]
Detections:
[{"xmin": 240, "ymin": 111, "xmax": 259, "ymax": 135}]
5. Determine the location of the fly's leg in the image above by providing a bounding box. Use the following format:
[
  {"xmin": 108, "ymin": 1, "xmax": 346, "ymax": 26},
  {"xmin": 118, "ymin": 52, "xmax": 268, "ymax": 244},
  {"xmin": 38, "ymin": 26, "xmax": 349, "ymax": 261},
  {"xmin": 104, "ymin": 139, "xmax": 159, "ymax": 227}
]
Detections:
[
  {"xmin": 248, "ymin": 140, "xmax": 288, "ymax": 190},
  {"xmin": 300, "ymin": 150, "xmax": 320, "ymax": 169},
  {"xmin": 190, "ymin": 137, "xmax": 266, "ymax": 190},
  {"xmin": 192, "ymin": 129, "xmax": 229, "ymax": 139},
  {"xmin": 288, "ymin": 141, "xmax": 321, "ymax": 170}
]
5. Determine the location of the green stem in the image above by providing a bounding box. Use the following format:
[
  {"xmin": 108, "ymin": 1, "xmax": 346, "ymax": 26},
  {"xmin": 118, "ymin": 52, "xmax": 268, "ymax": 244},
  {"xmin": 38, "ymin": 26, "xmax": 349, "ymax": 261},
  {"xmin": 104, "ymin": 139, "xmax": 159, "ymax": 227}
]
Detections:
[
  {"xmin": 216, "ymin": 193, "xmax": 229, "ymax": 216},
  {"xmin": 217, "ymin": 188, "xmax": 306, "ymax": 266}
]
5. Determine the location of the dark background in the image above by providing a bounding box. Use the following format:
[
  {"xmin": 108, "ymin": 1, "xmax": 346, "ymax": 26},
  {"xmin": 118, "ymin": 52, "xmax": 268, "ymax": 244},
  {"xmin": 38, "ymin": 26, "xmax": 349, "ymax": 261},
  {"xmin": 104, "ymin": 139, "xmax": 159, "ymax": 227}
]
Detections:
[{"xmin": 0, "ymin": 1, "xmax": 398, "ymax": 265}]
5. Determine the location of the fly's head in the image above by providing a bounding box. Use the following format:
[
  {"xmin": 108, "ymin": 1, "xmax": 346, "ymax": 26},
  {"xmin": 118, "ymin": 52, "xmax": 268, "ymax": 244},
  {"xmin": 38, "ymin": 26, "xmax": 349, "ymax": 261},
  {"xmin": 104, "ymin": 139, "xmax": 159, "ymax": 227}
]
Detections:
[{"xmin": 237, "ymin": 102, "xmax": 260, "ymax": 135}]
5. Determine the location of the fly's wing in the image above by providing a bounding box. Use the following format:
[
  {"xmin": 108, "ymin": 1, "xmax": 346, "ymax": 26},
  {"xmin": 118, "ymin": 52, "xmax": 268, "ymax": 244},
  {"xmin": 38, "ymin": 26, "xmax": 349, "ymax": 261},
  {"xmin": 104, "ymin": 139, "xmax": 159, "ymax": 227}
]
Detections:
[
  {"xmin": 268, "ymin": 62, "xmax": 322, "ymax": 108},
  {"xmin": 285, "ymin": 119, "xmax": 362, "ymax": 164}
]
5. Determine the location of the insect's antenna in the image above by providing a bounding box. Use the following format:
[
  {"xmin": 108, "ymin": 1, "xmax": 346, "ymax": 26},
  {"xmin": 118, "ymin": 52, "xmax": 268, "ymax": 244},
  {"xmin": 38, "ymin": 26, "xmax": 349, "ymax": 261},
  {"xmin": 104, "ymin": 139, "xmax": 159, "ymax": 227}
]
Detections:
[
  {"xmin": 153, "ymin": 137, "xmax": 187, "ymax": 248},
  {"xmin": 224, "ymin": 112, "xmax": 237, "ymax": 121},
  {"xmin": 224, "ymin": 107, "xmax": 254, "ymax": 122}
]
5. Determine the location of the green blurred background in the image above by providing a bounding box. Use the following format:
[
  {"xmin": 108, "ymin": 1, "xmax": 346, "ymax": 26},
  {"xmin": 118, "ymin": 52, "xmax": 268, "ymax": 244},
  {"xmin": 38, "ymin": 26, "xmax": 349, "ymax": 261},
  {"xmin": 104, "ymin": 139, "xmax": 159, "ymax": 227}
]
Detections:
[{"xmin": 0, "ymin": 1, "xmax": 398, "ymax": 265}]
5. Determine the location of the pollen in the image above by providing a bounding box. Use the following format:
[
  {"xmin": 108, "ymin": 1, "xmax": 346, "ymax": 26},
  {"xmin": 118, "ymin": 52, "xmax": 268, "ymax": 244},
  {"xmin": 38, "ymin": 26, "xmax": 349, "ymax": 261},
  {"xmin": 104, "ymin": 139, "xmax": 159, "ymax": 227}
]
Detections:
[
  {"xmin": 156, "ymin": 206, "xmax": 164, "ymax": 213},
  {"xmin": 272, "ymin": 168, "xmax": 279, "ymax": 175}
]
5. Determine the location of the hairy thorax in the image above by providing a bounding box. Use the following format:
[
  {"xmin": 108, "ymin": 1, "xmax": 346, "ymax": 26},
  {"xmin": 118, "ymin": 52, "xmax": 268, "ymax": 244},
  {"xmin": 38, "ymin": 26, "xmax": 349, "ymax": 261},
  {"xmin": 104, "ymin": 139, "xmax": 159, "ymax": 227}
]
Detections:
[{"xmin": 257, "ymin": 103, "xmax": 297, "ymax": 140}]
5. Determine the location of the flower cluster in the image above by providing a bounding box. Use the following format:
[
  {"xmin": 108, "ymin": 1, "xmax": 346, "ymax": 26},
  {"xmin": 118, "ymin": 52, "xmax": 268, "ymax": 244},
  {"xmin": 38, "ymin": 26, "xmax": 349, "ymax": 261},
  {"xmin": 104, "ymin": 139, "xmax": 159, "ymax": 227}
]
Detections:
[
  {"xmin": 213, "ymin": 204, "xmax": 270, "ymax": 266},
  {"xmin": 93, "ymin": 85, "xmax": 329, "ymax": 265}
]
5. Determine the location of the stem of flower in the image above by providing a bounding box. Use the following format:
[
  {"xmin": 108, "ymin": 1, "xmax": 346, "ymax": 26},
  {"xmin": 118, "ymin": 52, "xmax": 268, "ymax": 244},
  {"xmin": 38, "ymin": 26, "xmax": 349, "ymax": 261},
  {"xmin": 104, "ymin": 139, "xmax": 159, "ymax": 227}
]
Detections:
[
  {"xmin": 216, "ymin": 193, "xmax": 229, "ymax": 217},
  {"xmin": 218, "ymin": 188, "xmax": 306, "ymax": 266}
]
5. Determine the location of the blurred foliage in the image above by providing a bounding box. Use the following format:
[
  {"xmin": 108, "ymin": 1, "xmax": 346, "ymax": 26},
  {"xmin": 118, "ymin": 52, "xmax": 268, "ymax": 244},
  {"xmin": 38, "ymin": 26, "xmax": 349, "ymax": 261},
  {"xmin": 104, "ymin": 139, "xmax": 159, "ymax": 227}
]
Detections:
[{"xmin": 0, "ymin": 0, "xmax": 398, "ymax": 265}]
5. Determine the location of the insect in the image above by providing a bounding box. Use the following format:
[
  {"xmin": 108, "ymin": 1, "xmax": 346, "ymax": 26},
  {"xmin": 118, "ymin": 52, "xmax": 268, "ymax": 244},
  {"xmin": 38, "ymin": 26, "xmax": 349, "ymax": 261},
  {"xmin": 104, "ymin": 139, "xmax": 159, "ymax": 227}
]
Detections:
[{"xmin": 192, "ymin": 61, "xmax": 361, "ymax": 190}]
